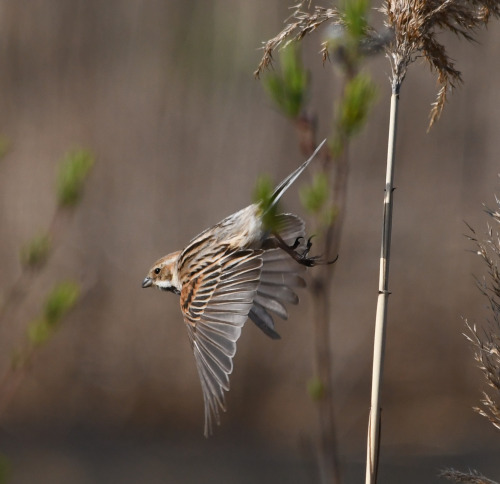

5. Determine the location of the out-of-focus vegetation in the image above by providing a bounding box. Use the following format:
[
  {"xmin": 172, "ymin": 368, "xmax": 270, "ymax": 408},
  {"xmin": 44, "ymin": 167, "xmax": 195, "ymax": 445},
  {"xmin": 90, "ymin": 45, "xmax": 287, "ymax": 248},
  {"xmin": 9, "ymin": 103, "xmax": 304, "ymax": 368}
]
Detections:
[
  {"xmin": 1, "ymin": 146, "xmax": 93, "ymax": 354},
  {"xmin": 263, "ymin": 42, "xmax": 308, "ymax": 118},
  {"xmin": 0, "ymin": 147, "xmax": 93, "ymax": 478},
  {"xmin": 57, "ymin": 149, "xmax": 95, "ymax": 208},
  {"xmin": 331, "ymin": 72, "xmax": 377, "ymax": 156},
  {"xmin": 28, "ymin": 281, "xmax": 80, "ymax": 349},
  {"xmin": 253, "ymin": 174, "xmax": 280, "ymax": 231}
]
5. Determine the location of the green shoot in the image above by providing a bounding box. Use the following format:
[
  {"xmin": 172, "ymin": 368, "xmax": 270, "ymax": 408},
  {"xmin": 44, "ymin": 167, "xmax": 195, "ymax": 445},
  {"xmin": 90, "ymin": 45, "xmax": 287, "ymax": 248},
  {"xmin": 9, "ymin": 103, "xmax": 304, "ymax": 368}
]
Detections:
[
  {"xmin": 19, "ymin": 233, "xmax": 51, "ymax": 269},
  {"xmin": 57, "ymin": 149, "xmax": 95, "ymax": 207},
  {"xmin": 28, "ymin": 281, "xmax": 80, "ymax": 347},
  {"xmin": 253, "ymin": 174, "xmax": 279, "ymax": 232},
  {"xmin": 263, "ymin": 42, "xmax": 308, "ymax": 118}
]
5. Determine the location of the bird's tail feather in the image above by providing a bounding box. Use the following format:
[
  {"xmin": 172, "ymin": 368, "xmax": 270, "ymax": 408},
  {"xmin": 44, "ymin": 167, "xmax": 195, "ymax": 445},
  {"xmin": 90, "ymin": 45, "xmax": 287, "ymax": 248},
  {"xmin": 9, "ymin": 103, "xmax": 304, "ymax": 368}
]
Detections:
[{"xmin": 267, "ymin": 139, "xmax": 326, "ymax": 212}]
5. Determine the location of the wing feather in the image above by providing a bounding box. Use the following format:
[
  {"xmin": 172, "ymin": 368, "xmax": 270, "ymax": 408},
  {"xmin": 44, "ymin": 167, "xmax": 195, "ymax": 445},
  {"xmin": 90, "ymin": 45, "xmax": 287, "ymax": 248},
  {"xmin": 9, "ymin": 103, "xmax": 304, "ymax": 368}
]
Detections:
[
  {"xmin": 248, "ymin": 214, "xmax": 306, "ymax": 338},
  {"xmin": 273, "ymin": 213, "xmax": 306, "ymax": 245},
  {"xmin": 255, "ymin": 283, "xmax": 300, "ymax": 304},
  {"xmin": 180, "ymin": 249, "xmax": 263, "ymax": 436},
  {"xmin": 252, "ymin": 294, "xmax": 288, "ymax": 319},
  {"xmin": 248, "ymin": 303, "xmax": 281, "ymax": 340},
  {"xmin": 179, "ymin": 213, "xmax": 308, "ymax": 435}
]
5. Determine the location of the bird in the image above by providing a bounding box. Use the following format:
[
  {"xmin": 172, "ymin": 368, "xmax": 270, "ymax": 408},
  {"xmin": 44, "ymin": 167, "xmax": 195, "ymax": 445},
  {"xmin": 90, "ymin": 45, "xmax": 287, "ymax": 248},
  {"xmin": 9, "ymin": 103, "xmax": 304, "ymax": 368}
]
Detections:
[{"xmin": 142, "ymin": 139, "xmax": 327, "ymax": 436}]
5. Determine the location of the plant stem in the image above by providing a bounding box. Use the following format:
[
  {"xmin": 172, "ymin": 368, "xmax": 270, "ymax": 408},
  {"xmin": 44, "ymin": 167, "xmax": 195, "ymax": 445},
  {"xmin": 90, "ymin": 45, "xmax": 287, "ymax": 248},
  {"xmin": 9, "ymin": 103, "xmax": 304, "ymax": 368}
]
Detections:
[
  {"xmin": 365, "ymin": 82, "xmax": 400, "ymax": 484},
  {"xmin": 0, "ymin": 209, "xmax": 68, "ymax": 327},
  {"xmin": 312, "ymin": 275, "xmax": 340, "ymax": 484},
  {"xmin": 311, "ymin": 143, "xmax": 349, "ymax": 484}
]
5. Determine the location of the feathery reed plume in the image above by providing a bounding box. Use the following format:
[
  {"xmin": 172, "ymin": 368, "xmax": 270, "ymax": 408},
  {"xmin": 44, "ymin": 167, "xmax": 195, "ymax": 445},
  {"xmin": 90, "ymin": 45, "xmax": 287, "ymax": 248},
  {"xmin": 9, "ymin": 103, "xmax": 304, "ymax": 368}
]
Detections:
[
  {"xmin": 255, "ymin": 2, "xmax": 340, "ymax": 78},
  {"xmin": 441, "ymin": 201, "xmax": 500, "ymax": 484},
  {"xmin": 382, "ymin": 0, "xmax": 500, "ymax": 127},
  {"xmin": 441, "ymin": 468, "xmax": 499, "ymax": 484},
  {"xmin": 255, "ymin": 1, "xmax": 390, "ymax": 79},
  {"xmin": 465, "ymin": 203, "xmax": 500, "ymax": 432},
  {"xmin": 258, "ymin": 0, "xmax": 499, "ymax": 125}
]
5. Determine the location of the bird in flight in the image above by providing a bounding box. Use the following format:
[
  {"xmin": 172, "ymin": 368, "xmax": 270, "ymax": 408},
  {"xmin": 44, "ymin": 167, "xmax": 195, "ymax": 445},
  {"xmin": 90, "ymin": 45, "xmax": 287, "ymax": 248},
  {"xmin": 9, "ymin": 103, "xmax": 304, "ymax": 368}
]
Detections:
[{"xmin": 142, "ymin": 140, "xmax": 327, "ymax": 436}]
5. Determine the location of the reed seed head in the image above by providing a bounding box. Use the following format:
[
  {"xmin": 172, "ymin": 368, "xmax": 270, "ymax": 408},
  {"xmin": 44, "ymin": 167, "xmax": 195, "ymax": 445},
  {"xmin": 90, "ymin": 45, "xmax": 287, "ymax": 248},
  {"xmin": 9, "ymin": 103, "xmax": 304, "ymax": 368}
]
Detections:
[{"xmin": 382, "ymin": 0, "xmax": 500, "ymax": 127}]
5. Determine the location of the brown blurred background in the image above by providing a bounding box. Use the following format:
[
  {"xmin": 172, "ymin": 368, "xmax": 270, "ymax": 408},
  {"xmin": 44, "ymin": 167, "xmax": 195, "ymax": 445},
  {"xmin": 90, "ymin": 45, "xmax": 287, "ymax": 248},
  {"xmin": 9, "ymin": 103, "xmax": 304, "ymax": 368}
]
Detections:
[{"xmin": 1, "ymin": 1, "xmax": 500, "ymax": 483}]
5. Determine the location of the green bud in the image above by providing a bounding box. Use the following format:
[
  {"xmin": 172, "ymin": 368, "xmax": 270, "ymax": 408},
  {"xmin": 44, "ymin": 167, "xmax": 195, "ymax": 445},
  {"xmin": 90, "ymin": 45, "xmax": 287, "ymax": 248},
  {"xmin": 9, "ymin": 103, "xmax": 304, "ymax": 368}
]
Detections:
[
  {"xmin": 342, "ymin": 0, "xmax": 369, "ymax": 40},
  {"xmin": 43, "ymin": 281, "xmax": 80, "ymax": 325},
  {"xmin": 20, "ymin": 233, "xmax": 51, "ymax": 269},
  {"xmin": 57, "ymin": 149, "xmax": 95, "ymax": 207},
  {"xmin": 337, "ymin": 72, "xmax": 377, "ymax": 138},
  {"xmin": 27, "ymin": 281, "xmax": 80, "ymax": 348},
  {"xmin": 28, "ymin": 318, "xmax": 52, "ymax": 347},
  {"xmin": 300, "ymin": 172, "xmax": 329, "ymax": 215},
  {"xmin": 307, "ymin": 376, "xmax": 325, "ymax": 401},
  {"xmin": 263, "ymin": 42, "xmax": 308, "ymax": 118},
  {"xmin": 253, "ymin": 175, "xmax": 279, "ymax": 231}
]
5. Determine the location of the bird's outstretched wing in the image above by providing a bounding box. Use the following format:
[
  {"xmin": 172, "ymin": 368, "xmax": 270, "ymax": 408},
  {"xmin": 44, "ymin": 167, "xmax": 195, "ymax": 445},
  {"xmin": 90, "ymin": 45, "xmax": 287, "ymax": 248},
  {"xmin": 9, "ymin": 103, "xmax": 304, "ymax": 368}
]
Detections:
[
  {"xmin": 180, "ymin": 248, "xmax": 263, "ymax": 436},
  {"xmin": 249, "ymin": 214, "xmax": 306, "ymax": 339}
]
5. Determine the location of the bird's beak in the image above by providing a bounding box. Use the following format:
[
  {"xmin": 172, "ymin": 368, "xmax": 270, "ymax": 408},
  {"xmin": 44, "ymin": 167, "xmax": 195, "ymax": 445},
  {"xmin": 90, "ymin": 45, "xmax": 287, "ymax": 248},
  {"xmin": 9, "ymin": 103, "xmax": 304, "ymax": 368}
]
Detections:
[{"xmin": 142, "ymin": 277, "xmax": 153, "ymax": 288}]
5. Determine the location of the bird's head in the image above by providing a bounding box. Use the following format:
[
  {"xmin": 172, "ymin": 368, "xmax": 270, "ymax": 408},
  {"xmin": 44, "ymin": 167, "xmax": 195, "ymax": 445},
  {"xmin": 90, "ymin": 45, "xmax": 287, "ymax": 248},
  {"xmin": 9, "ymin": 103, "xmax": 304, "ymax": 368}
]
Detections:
[{"xmin": 142, "ymin": 251, "xmax": 181, "ymax": 295}]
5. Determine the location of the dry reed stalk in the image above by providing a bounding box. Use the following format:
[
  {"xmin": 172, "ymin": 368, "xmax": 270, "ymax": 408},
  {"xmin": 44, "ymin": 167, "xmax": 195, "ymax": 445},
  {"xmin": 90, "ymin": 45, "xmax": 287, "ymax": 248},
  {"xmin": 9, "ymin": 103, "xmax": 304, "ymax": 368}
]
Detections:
[{"xmin": 366, "ymin": 2, "xmax": 500, "ymax": 482}]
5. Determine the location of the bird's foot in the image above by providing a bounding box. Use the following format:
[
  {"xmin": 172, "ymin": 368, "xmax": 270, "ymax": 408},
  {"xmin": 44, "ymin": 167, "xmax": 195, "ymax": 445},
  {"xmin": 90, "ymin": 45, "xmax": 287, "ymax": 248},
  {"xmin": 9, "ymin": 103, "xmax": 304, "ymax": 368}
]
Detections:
[{"xmin": 281, "ymin": 235, "xmax": 338, "ymax": 267}]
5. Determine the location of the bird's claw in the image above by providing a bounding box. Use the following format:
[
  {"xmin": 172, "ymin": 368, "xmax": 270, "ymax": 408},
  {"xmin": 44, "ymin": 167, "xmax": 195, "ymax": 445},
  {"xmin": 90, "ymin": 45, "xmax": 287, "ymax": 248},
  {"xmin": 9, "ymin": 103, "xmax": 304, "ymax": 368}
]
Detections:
[
  {"xmin": 286, "ymin": 235, "xmax": 337, "ymax": 267},
  {"xmin": 289, "ymin": 236, "xmax": 303, "ymax": 251}
]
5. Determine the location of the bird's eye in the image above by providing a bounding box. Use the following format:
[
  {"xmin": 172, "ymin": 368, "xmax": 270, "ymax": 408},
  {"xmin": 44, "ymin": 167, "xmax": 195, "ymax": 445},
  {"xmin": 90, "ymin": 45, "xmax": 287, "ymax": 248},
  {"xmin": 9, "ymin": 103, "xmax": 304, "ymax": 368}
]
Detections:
[{"xmin": 154, "ymin": 268, "xmax": 161, "ymax": 275}]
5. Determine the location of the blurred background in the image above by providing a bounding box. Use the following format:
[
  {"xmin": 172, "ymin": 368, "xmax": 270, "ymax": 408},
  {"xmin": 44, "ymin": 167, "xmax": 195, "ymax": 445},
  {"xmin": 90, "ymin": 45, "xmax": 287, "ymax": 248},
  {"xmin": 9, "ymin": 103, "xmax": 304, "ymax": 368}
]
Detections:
[{"xmin": 0, "ymin": 1, "xmax": 500, "ymax": 483}]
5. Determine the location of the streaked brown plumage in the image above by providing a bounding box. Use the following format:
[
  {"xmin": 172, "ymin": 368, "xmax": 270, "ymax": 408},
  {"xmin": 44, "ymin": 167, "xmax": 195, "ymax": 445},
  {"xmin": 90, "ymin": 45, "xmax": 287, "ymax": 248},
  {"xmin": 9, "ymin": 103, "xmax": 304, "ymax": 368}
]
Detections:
[{"xmin": 142, "ymin": 140, "xmax": 326, "ymax": 436}]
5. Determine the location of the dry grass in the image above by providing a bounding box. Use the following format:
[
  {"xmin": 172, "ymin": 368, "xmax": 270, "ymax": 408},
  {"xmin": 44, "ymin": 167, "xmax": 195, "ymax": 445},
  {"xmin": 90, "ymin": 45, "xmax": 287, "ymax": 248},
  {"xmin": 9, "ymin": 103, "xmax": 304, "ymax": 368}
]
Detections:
[
  {"xmin": 441, "ymin": 468, "xmax": 498, "ymax": 484},
  {"xmin": 465, "ymin": 206, "xmax": 500, "ymax": 433},
  {"xmin": 254, "ymin": 2, "xmax": 341, "ymax": 78},
  {"xmin": 443, "ymin": 203, "xmax": 500, "ymax": 483}
]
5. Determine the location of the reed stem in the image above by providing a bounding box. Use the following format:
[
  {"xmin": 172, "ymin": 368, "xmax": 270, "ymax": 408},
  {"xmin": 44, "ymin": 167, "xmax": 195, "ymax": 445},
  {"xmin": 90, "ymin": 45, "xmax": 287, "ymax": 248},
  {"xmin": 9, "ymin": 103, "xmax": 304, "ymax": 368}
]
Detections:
[{"xmin": 365, "ymin": 82, "xmax": 400, "ymax": 484}]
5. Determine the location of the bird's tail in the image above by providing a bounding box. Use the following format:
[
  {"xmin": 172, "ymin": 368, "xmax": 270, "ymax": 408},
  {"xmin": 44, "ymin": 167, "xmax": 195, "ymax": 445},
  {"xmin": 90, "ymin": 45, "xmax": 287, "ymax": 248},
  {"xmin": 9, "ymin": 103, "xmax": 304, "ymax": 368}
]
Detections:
[{"xmin": 267, "ymin": 139, "xmax": 326, "ymax": 212}]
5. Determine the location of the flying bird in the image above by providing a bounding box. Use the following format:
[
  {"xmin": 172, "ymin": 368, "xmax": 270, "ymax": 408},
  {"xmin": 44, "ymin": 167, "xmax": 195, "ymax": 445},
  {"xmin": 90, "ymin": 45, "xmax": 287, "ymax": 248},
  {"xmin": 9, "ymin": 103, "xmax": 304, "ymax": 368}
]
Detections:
[{"xmin": 142, "ymin": 140, "xmax": 327, "ymax": 436}]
